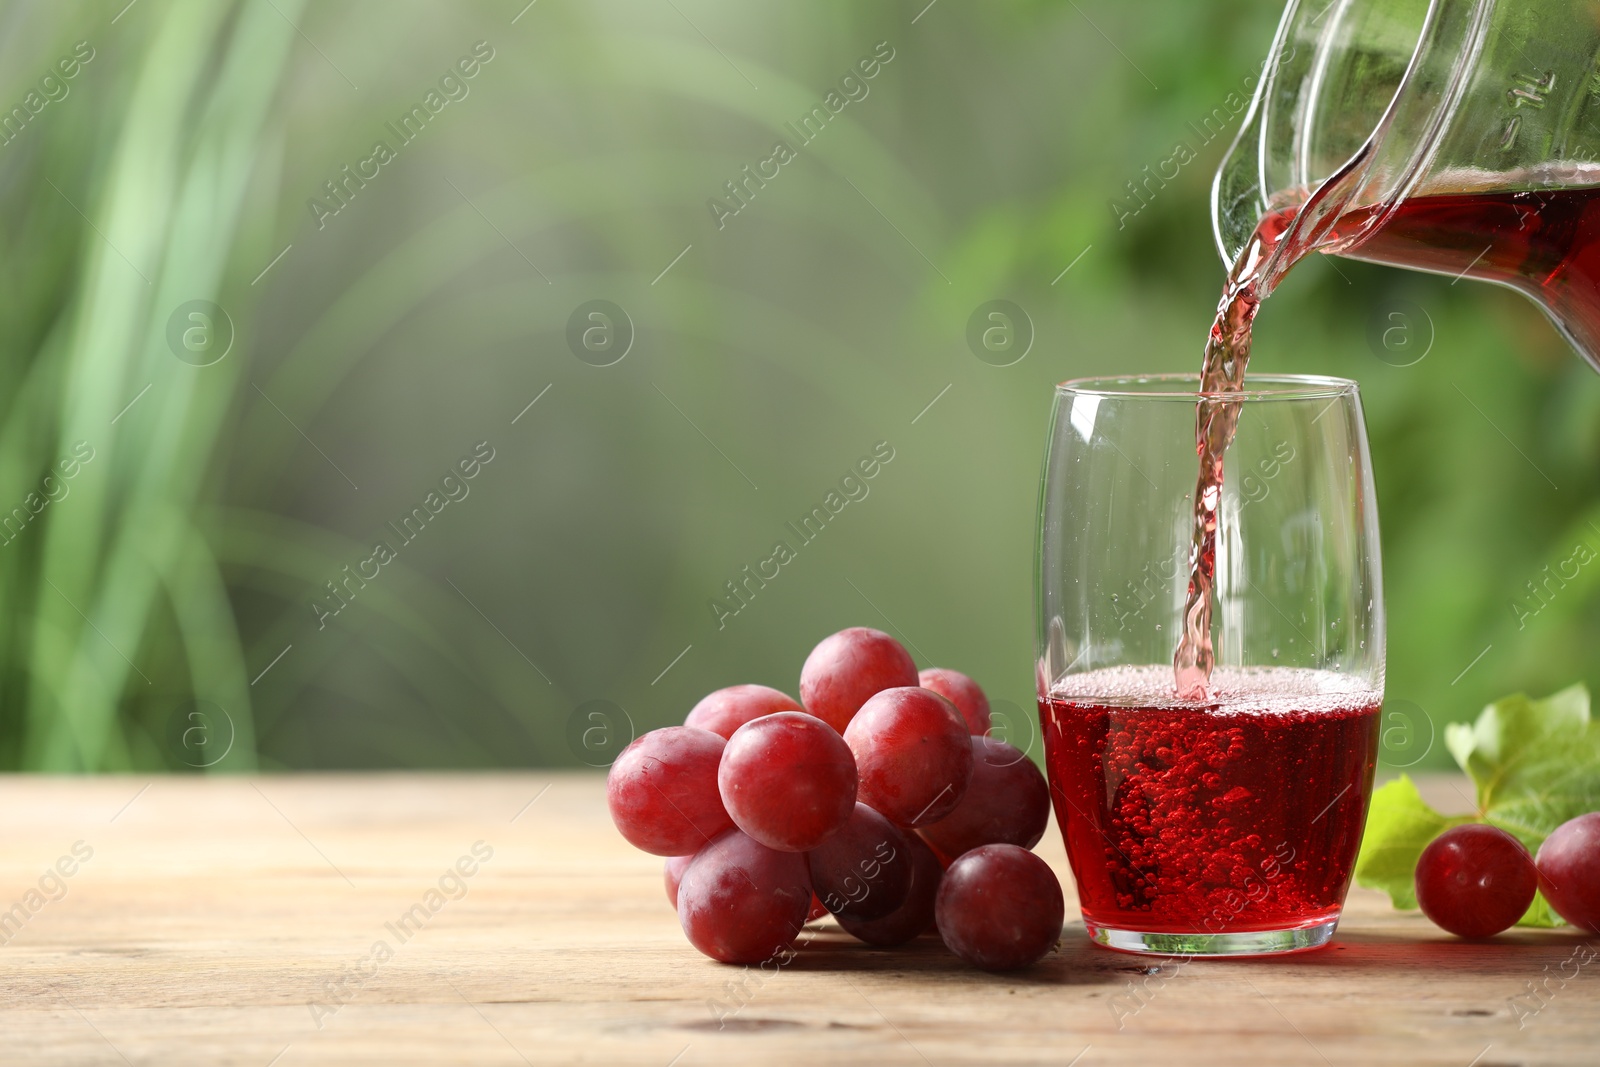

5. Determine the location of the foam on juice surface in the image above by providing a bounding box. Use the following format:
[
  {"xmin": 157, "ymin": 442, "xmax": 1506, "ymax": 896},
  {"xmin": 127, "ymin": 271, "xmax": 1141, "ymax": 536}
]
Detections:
[{"xmin": 1050, "ymin": 663, "xmax": 1380, "ymax": 717}]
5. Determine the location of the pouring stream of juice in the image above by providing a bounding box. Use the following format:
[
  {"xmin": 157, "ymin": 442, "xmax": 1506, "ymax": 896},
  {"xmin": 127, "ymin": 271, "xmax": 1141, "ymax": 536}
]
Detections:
[{"xmin": 1172, "ymin": 207, "xmax": 1292, "ymax": 700}]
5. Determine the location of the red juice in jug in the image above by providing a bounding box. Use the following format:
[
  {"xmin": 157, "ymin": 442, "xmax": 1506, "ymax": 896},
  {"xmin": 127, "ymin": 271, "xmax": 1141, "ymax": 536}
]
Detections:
[{"xmin": 1341, "ymin": 183, "xmax": 1600, "ymax": 361}]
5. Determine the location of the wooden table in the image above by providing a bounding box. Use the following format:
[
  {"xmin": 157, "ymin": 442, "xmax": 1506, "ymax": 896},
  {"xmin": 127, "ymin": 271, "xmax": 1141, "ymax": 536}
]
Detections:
[{"xmin": 0, "ymin": 773, "xmax": 1593, "ymax": 1066}]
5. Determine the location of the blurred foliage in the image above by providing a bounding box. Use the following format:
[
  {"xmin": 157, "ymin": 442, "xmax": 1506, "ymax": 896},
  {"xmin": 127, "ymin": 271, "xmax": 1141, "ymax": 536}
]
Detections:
[{"xmin": 0, "ymin": 0, "xmax": 1594, "ymax": 771}]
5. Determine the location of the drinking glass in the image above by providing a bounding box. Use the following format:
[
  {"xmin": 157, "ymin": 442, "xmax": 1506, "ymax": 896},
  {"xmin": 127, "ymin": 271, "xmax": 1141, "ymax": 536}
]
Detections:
[{"xmin": 1035, "ymin": 374, "xmax": 1385, "ymax": 956}]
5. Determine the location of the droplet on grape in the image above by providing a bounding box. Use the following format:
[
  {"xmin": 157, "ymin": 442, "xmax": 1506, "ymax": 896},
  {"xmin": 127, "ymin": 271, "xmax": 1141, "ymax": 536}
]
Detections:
[
  {"xmin": 1535, "ymin": 812, "xmax": 1600, "ymax": 932},
  {"xmin": 807, "ymin": 802, "xmax": 912, "ymax": 922},
  {"xmin": 678, "ymin": 830, "xmax": 813, "ymax": 964},
  {"xmin": 719, "ymin": 711, "xmax": 858, "ymax": 852},
  {"xmin": 686, "ymin": 684, "xmax": 804, "ymax": 739},
  {"xmin": 919, "ymin": 736, "xmax": 1050, "ymax": 862},
  {"xmin": 844, "ymin": 687, "xmax": 973, "ymax": 827},
  {"xmin": 800, "ymin": 627, "xmax": 918, "ymax": 733},
  {"xmin": 606, "ymin": 727, "xmax": 734, "ymax": 856},
  {"xmin": 1415, "ymin": 824, "xmax": 1538, "ymax": 938},
  {"xmin": 935, "ymin": 844, "xmax": 1064, "ymax": 971},
  {"xmin": 917, "ymin": 668, "xmax": 992, "ymax": 735}
]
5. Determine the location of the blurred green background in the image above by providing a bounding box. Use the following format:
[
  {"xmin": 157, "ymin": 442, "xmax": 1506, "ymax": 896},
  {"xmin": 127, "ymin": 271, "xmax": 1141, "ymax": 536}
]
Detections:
[{"xmin": 1, "ymin": 0, "xmax": 1595, "ymax": 772}]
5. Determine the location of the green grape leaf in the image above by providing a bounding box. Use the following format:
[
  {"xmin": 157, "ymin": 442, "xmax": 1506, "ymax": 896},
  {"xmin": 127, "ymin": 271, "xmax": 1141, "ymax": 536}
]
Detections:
[
  {"xmin": 1445, "ymin": 683, "xmax": 1600, "ymax": 848},
  {"xmin": 1519, "ymin": 891, "xmax": 1562, "ymax": 929},
  {"xmin": 1357, "ymin": 684, "xmax": 1600, "ymax": 927},
  {"xmin": 1353, "ymin": 775, "xmax": 1471, "ymax": 910}
]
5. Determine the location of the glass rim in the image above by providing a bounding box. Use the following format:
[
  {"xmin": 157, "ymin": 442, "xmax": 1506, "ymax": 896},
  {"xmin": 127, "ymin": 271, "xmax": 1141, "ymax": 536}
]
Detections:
[{"xmin": 1056, "ymin": 373, "xmax": 1359, "ymax": 402}]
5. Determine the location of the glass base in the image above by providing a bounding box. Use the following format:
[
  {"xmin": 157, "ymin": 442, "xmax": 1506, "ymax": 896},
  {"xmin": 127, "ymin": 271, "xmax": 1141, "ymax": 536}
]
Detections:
[{"xmin": 1085, "ymin": 917, "xmax": 1340, "ymax": 957}]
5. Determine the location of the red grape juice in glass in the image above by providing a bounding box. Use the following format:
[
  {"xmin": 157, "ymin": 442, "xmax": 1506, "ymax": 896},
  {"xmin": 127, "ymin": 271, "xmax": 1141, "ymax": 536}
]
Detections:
[{"xmin": 1042, "ymin": 666, "xmax": 1380, "ymax": 946}]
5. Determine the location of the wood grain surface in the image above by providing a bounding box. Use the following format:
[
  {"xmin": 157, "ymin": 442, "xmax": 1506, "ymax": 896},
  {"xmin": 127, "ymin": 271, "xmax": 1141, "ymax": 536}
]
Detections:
[{"xmin": 0, "ymin": 772, "xmax": 1592, "ymax": 1066}]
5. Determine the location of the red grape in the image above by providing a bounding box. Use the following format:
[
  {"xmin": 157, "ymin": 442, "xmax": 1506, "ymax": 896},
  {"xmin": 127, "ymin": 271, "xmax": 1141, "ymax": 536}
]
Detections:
[
  {"xmin": 935, "ymin": 844, "xmax": 1064, "ymax": 970},
  {"xmin": 607, "ymin": 727, "xmax": 733, "ymax": 856},
  {"xmin": 1535, "ymin": 812, "xmax": 1600, "ymax": 932},
  {"xmin": 800, "ymin": 627, "xmax": 918, "ymax": 733},
  {"xmin": 664, "ymin": 854, "xmax": 694, "ymax": 909},
  {"xmin": 917, "ymin": 668, "xmax": 991, "ymax": 735},
  {"xmin": 686, "ymin": 684, "xmax": 804, "ymax": 739},
  {"xmin": 918, "ymin": 737, "xmax": 1049, "ymax": 862},
  {"xmin": 806, "ymin": 802, "xmax": 912, "ymax": 922},
  {"xmin": 844, "ymin": 687, "xmax": 973, "ymax": 827},
  {"xmin": 719, "ymin": 711, "xmax": 857, "ymax": 852},
  {"xmin": 836, "ymin": 831, "xmax": 943, "ymax": 946},
  {"xmin": 678, "ymin": 830, "xmax": 812, "ymax": 964},
  {"xmin": 1415, "ymin": 824, "xmax": 1538, "ymax": 938}
]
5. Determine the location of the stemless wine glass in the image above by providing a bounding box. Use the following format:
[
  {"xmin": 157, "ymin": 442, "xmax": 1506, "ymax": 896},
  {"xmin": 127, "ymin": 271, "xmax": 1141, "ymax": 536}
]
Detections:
[{"xmin": 1036, "ymin": 374, "xmax": 1385, "ymax": 956}]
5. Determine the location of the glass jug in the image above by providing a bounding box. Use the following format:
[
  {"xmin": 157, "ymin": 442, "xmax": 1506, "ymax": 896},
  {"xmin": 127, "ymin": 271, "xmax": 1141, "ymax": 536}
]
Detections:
[{"xmin": 1214, "ymin": 0, "xmax": 1600, "ymax": 371}]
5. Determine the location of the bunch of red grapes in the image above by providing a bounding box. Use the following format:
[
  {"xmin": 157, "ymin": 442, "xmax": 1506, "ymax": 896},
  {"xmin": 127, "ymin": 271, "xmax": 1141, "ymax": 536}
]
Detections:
[
  {"xmin": 607, "ymin": 627, "xmax": 1062, "ymax": 971},
  {"xmin": 1415, "ymin": 814, "xmax": 1600, "ymax": 938}
]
